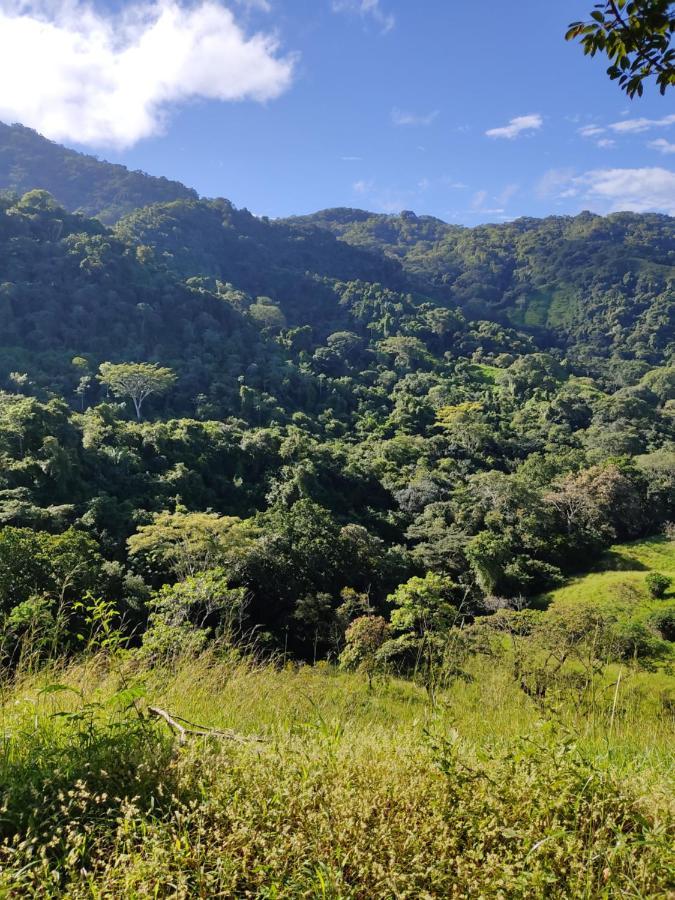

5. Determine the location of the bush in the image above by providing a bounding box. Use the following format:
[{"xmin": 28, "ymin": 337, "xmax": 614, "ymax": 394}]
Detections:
[
  {"xmin": 649, "ymin": 604, "xmax": 675, "ymax": 641},
  {"xmin": 611, "ymin": 620, "xmax": 669, "ymax": 661},
  {"xmin": 646, "ymin": 571, "xmax": 671, "ymax": 599}
]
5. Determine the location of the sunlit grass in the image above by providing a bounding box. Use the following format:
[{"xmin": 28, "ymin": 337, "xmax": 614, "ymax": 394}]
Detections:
[
  {"xmin": 542, "ymin": 536, "xmax": 675, "ymax": 623},
  {"xmin": 0, "ymin": 650, "xmax": 672, "ymax": 896}
]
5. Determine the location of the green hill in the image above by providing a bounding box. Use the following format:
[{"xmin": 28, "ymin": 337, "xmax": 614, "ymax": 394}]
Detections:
[
  {"xmin": 540, "ymin": 536, "xmax": 675, "ymax": 662},
  {"xmin": 0, "ymin": 132, "xmax": 672, "ymax": 662},
  {"xmin": 0, "ymin": 122, "xmax": 197, "ymax": 223}
]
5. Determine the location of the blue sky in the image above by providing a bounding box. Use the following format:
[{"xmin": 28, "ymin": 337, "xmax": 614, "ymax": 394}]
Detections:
[{"xmin": 0, "ymin": 0, "xmax": 674, "ymax": 222}]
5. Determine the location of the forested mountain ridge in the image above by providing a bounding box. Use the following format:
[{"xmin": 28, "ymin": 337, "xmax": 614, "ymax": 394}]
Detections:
[
  {"xmin": 286, "ymin": 208, "xmax": 675, "ymax": 363},
  {"xmin": 0, "ymin": 122, "xmax": 197, "ymax": 223}
]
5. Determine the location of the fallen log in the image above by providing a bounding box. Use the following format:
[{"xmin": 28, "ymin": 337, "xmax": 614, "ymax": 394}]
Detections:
[{"xmin": 148, "ymin": 706, "xmax": 267, "ymax": 745}]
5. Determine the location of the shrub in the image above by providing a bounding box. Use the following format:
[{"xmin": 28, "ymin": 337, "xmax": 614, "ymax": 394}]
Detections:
[
  {"xmin": 646, "ymin": 571, "xmax": 671, "ymax": 599},
  {"xmin": 140, "ymin": 568, "xmax": 246, "ymax": 664},
  {"xmin": 339, "ymin": 615, "xmax": 390, "ymax": 687},
  {"xmin": 611, "ymin": 620, "xmax": 669, "ymax": 661},
  {"xmin": 649, "ymin": 604, "xmax": 675, "ymax": 641}
]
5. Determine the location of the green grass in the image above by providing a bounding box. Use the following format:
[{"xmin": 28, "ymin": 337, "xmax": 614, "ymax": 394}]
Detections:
[
  {"xmin": 469, "ymin": 362, "xmax": 502, "ymax": 384},
  {"xmin": 0, "ymin": 651, "xmax": 673, "ymax": 897},
  {"xmin": 0, "ymin": 541, "xmax": 673, "ymax": 896},
  {"xmin": 542, "ymin": 535, "xmax": 675, "ymax": 615}
]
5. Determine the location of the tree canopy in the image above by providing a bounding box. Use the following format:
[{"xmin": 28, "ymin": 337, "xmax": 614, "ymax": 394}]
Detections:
[{"xmin": 567, "ymin": 0, "xmax": 675, "ymax": 96}]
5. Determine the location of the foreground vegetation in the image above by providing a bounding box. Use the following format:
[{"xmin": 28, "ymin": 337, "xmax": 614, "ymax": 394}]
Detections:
[
  {"xmin": 0, "ymin": 647, "xmax": 673, "ymax": 898},
  {"xmin": 1, "ymin": 538, "xmax": 673, "ymax": 896}
]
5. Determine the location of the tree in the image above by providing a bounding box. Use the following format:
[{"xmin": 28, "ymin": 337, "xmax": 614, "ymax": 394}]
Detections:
[
  {"xmin": 128, "ymin": 510, "xmax": 259, "ymax": 580},
  {"xmin": 141, "ymin": 569, "xmax": 247, "ymax": 664},
  {"xmin": 567, "ymin": 1, "xmax": 675, "ymax": 97},
  {"xmin": 380, "ymin": 573, "xmax": 462, "ymax": 700},
  {"xmin": 98, "ymin": 362, "xmax": 176, "ymax": 420},
  {"xmin": 339, "ymin": 615, "xmax": 390, "ymax": 688}
]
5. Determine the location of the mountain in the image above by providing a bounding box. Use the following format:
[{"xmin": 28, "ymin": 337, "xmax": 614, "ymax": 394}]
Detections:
[
  {"xmin": 0, "ymin": 122, "xmax": 197, "ymax": 223},
  {"xmin": 285, "ymin": 208, "xmax": 675, "ymax": 363},
  {"xmin": 0, "ymin": 124, "xmax": 672, "ymax": 368}
]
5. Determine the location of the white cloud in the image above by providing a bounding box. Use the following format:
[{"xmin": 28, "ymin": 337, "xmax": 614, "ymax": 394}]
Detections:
[
  {"xmin": 0, "ymin": 0, "xmax": 295, "ymax": 148},
  {"xmin": 332, "ymin": 0, "xmax": 394, "ymax": 32},
  {"xmin": 391, "ymin": 108, "xmax": 439, "ymax": 127},
  {"xmin": 609, "ymin": 114, "xmax": 675, "ymax": 134},
  {"xmin": 341, "ymin": 155, "xmax": 362, "ymax": 161},
  {"xmin": 486, "ymin": 114, "xmax": 542, "ymax": 140},
  {"xmin": 441, "ymin": 177, "xmax": 467, "ymax": 189},
  {"xmin": 353, "ymin": 179, "xmax": 375, "ymax": 194},
  {"xmin": 540, "ymin": 166, "xmax": 675, "ymax": 215},
  {"xmin": 536, "ymin": 168, "xmax": 576, "ymax": 199},
  {"xmin": 471, "ymin": 189, "xmax": 487, "ymax": 209},
  {"xmin": 577, "ymin": 126, "xmax": 615, "ymax": 149},
  {"xmin": 648, "ymin": 138, "xmax": 675, "ymax": 155}
]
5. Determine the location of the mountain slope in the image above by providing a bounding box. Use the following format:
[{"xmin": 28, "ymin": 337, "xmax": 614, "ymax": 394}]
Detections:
[
  {"xmin": 0, "ymin": 122, "xmax": 197, "ymax": 223},
  {"xmin": 287, "ymin": 208, "xmax": 675, "ymax": 362}
]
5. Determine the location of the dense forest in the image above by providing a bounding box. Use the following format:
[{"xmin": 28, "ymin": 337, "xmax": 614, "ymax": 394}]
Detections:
[
  {"xmin": 0, "ymin": 124, "xmax": 672, "ymax": 664},
  {"xmin": 0, "ymin": 122, "xmax": 196, "ymax": 223}
]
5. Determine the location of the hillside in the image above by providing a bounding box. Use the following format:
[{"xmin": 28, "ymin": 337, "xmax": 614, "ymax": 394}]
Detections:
[
  {"xmin": 0, "ymin": 122, "xmax": 197, "ymax": 223},
  {"xmin": 287, "ymin": 208, "xmax": 675, "ymax": 362},
  {"xmin": 541, "ymin": 535, "xmax": 675, "ymax": 657},
  {"xmin": 0, "ymin": 130, "xmax": 671, "ymax": 662}
]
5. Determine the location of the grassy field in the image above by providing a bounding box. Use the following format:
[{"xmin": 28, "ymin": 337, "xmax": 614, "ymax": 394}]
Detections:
[
  {"xmin": 542, "ymin": 535, "xmax": 675, "ymax": 616},
  {"xmin": 0, "ymin": 647, "xmax": 673, "ymax": 898},
  {"xmin": 508, "ymin": 284, "xmax": 579, "ymax": 330}
]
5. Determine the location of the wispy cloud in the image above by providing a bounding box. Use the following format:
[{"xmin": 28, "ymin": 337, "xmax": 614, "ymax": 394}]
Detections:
[
  {"xmin": 441, "ymin": 177, "xmax": 467, "ymax": 189},
  {"xmin": 353, "ymin": 179, "xmax": 375, "ymax": 194},
  {"xmin": 469, "ymin": 189, "xmax": 505, "ymax": 216},
  {"xmin": 391, "ymin": 107, "xmax": 439, "ymax": 127},
  {"xmin": 332, "ymin": 0, "xmax": 395, "ymax": 33},
  {"xmin": 350, "ymin": 177, "xmax": 431, "ymax": 214},
  {"xmin": 341, "ymin": 155, "xmax": 362, "ymax": 161},
  {"xmin": 648, "ymin": 138, "xmax": 675, "ymax": 155},
  {"xmin": 486, "ymin": 114, "xmax": 542, "ymax": 140},
  {"xmin": 540, "ymin": 166, "xmax": 675, "ymax": 215},
  {"xmin": 236, "ymin": 0, "xmax": 272, "ymax": 11},
  {"xmin": 578, "ymin": 124, "xmax": 615, "ymax": 149},
  {"xmin": 0, "ymin": 0, "xmax": 295, "ymax": 148},
  {"xmin": 536, "ymin": 168, "xmax": 576, "ymax": 200},
  {"xmin": 497, "ymin": 183, "xmax": 519, "ymax": 205},
  {"xmin": 609, "ymin": 114, "xmax": 675, "ymax": 134},
  {"xmin": 471, "ymin": 190, "xmax": 488, "ymax": 209}
]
